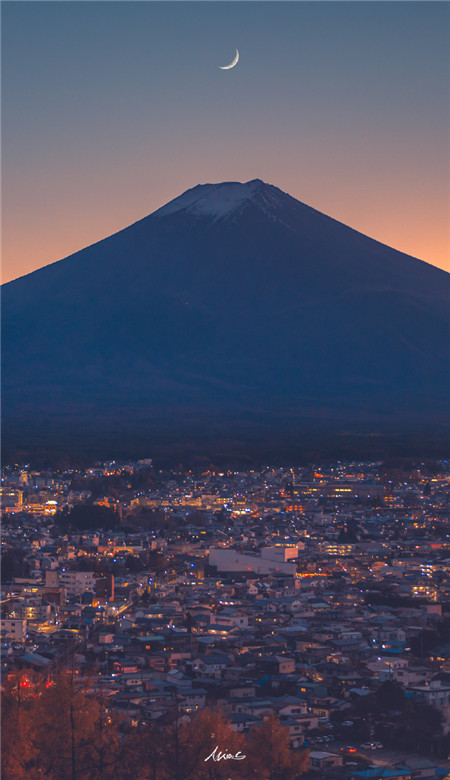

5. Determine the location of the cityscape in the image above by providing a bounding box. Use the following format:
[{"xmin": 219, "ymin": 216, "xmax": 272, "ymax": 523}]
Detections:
[
  {"xmin": 2, "ymin": 456, "xmax": 450, "ymax": 778},
  {"xmin": 3, "ymin": 2, "xmax": 449, "ymax": 778}
]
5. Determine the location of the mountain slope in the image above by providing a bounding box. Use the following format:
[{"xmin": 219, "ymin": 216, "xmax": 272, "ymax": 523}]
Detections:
[{"xmin": 2, "ymin": 179, "xmax": 449, "ymax": 459}]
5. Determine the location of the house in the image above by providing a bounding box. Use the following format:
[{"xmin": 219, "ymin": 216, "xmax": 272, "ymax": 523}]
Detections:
[
  {"xmin": 260, "ymin": 654, "xmax": 296, "ymax": 675},
  {"xmin": 279, "ymin": 716, "xmax": 304, "ymax": 748},
  {"xmin": 212, "ymin": 609, "xmax": 249, "ymax": 629},
  {"xmin": 166, "ymin": 669, "xmax": 192, "ymax": 689},
  {"xmin": 403, "ymin": 758, "xmax": 437, "ymax": 779},
  {"xmin": 273, "ymin": 695, "xmax": 308, "ymax": 718},
  {"xmin": 409, "ymin": 680, "xmax": 450, "ymax": 708},
  {"xmin": 234, "ymin": 698, "xmax": 275, "ymax": 718},
  {"xmin": 309, "ymin": 751, "xmax": 343, "ymax": 770},
  {"xmin": 227, "ymin": 684, "xmax": 256, "ymax": 699},
  {"xmin": 193, "ymin": 651, "xmax": 231, "ymax": 675},
  {"xmin": 113, "ymin": 660, "xmax": 140, "ymax": 674},
  {"xmin": 178, "ymin": 687, "xmax": 207, "ymax": 712},
  {"xmin": 230, "ymin": 712, "xmax": 259, "ymax": 732},
  {"xmin": 393, "ymin": 667, "xmax": 433, "ymax": 686},
  {"xmin": 293, "ymin": 713, "xmax": 320, "ymax": 731}
]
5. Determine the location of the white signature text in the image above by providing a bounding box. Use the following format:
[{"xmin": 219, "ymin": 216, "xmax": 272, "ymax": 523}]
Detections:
[{"xmin": 204, "ymin": 746, "xmax": 246, "ymax": 762}]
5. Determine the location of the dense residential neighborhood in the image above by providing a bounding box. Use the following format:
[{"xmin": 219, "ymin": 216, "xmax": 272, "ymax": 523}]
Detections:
[{"xmin": 2, "ymin": 457, "xmax": 450, "ymax": 778}]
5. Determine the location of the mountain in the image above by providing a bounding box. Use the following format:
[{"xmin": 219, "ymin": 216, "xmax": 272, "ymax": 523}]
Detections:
[{"xmin": 2, "ymin": 179, "xmax": 450, "ymax": 462}]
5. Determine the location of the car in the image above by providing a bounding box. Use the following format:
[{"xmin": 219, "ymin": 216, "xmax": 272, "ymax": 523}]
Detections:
[
  {"xmin": 340, "ymin": 746, "xmax": 357, "ymax": 753},
  {"xmin": 372, "ymin": 741, "xmax": 383, "ymax": 749},
  {"xmin": 361, "ymin": 742, "xmax": 372, "ymax": 749},
  {"xmin": 342, "ymin": 720, "xmax": 354, "ymax": 727}
]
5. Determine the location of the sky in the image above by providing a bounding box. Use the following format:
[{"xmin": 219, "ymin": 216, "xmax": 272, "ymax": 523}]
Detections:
[{"xmin": 2, "ymin": 1, "xmax": 449, "ymax": 283}]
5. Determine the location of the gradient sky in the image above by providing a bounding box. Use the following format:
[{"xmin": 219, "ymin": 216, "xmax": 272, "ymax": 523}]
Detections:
[{"xmin": 2, "ymin": 1, "xmax": 449, "ymax": 283}]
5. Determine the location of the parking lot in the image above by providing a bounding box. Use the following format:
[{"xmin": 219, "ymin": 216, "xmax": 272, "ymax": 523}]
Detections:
[{"xmin": 304, "ymin": 736, "xmax": 450, "ymax": 772}]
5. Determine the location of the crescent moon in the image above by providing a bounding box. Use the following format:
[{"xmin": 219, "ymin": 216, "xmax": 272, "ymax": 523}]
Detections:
[{"xmin": 219, "ymin": 49, "xmax": 239, "ymax": 70}]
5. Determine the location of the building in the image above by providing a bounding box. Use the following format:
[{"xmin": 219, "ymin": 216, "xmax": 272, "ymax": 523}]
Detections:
[
  {"xmin": 95, "ymin": 574, "xmax": 114, "ymax": 600},
  {"xmin": 409, "ymin": 680, "xmax": 450, "ymax": 708},
  {"xmin": 209, "ymin": 546, "xmax": 298, "ymax": 575},
  {"xmin": 1, "ymin": 618, "xmax": 27, "ymax": 642},
  {"xmin": 309, "ymin": 751, "xmax": 343, "ymax": 770},
  {"xmin": 60, "ymin": 570, "xmax": 96, "ymax": 597}
]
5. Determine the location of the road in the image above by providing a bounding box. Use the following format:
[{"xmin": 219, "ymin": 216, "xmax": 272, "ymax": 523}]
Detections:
[{"xmin": 323, "ymin": 738, "xmax": 450, "ymax": 771}]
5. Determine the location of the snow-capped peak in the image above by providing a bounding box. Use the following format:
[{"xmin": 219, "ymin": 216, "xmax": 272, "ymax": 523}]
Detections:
[{"xmin": 154, "ymin": 179, "xmax": 271, "ymax": 221}]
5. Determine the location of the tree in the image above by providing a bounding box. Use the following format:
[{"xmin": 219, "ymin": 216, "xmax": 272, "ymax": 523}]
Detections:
[
  {"xmin": 1, "ymin": 670, "xmax": 42, "ymax": 779},
  {"xmin": 182, "ymin": 708, "xmax": 246, "ymax": 780},
  {"xmin": 375, "ymin": 680, "xmax": 405, "ymax": 711},
  {"xmin": 244, "ymin": 714, "xmax": 308, "ymax": 780},
  {"xmin": 128, "ymin": 721, "xmax": 165, "ymax": 780},
  {"xmin": 58, "ymin": 504, "xmax": 118, "ymax": 531},
  {"xmin": 2, "ymin": 670, "xmax": 308, "ymax": 780},
  {"xmin": 2, "ymin": 667, "xmax": 128, "ymax": 780},
  {"xmin": 159, "ymin": 712, "xmax": 198, "ymax": 780},
  {"xmin": 1, "ymin": 550, "xmax": 30, "ymax": 584},
  {"xmin": 31, "ymin": 668, "xmax": 93, "ymax": 778},
  {"xmin": 88, "ymin": 680, "xmax": 125, "ymax": 780},
  {"xmin": 126, "ymin": 554, "xmax": 144, "ymax": 572},
  {"xmin": 31, "ymin": 667, "xmax": 123, "ymax": 779}
]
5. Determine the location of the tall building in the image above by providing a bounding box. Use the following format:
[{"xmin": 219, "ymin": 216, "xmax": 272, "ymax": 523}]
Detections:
[{"xmin": 59, "ymin": 571, "xmax": 96, "ymax": 597}]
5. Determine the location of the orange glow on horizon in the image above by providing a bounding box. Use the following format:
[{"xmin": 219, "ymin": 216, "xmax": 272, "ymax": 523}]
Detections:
[{"xmin": 3, "ymin": 179, "xmax": 449, "ymax": 285}]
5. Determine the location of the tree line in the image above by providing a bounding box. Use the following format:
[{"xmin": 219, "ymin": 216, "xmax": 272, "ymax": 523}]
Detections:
[{"xmin": 2, "ymin": 668, "xmax": 309, "ymax": 780}]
